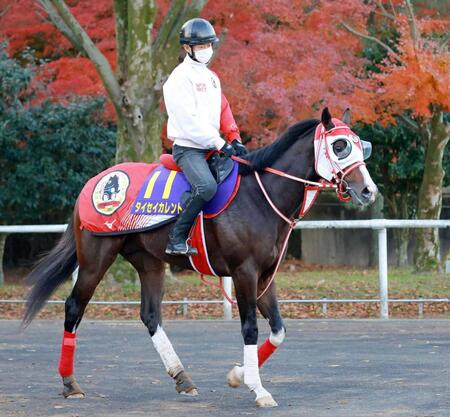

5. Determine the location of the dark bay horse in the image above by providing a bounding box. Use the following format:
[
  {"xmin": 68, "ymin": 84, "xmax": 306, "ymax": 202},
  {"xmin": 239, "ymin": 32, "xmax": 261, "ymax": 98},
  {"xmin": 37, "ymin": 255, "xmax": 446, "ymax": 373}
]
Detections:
[{"xmin": 23, "ymin": 108, "xmax": 377, "ymax": 407}]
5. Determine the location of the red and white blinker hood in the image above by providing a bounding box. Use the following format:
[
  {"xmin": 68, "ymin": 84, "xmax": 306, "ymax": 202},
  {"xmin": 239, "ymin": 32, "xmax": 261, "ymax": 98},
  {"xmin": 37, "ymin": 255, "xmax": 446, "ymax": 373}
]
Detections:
[{"xmin": 314, "ymin": 118, "xmax": 364, "ymax": 182}]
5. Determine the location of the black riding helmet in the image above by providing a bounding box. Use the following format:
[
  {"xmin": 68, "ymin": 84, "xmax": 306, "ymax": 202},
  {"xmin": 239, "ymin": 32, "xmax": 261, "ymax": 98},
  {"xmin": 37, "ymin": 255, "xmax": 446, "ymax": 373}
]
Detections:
[{"xmin": 179, "ymin": 18, "xmax": 219, "ymax": 46}]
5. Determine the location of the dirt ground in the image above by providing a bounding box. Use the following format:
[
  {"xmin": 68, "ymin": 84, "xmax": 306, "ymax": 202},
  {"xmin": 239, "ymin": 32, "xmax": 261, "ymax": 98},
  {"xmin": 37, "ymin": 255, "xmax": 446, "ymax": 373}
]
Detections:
[{"xmin": 1, "ymin": 319, "xmax": 449, "ymax": 417}]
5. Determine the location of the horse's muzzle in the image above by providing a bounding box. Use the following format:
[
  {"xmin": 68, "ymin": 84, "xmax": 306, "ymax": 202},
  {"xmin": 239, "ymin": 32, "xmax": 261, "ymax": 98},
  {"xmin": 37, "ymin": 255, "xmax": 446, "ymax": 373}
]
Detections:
[{"xmin": 351, "ymin": 184, "xmax": 377, "ymax": 206}]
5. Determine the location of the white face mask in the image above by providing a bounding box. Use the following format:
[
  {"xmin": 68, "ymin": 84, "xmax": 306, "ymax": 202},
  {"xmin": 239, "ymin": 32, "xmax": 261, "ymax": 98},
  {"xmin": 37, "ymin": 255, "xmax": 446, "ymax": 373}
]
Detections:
[
  {"xmin": 194, "ymin": 47, "xmax": 213, "ymax": 64},
  {"xmin": 314, "ymin": 125, "xmax": 365, "ymax": 181}
]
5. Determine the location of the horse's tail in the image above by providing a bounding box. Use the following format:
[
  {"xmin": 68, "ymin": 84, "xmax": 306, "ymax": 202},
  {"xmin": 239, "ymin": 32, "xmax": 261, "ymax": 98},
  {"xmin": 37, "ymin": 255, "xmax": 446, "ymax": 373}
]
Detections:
[{"xmin": 22, "ymin": 214, "xmax": 78, "ymax": 328}]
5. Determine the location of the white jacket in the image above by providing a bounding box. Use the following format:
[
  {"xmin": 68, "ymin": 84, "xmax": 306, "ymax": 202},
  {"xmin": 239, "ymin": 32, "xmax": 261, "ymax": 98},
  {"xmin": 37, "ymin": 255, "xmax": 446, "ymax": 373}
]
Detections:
[{"xmin": 163, "ymin": 55, "xmax": 226, "ymax": 150}]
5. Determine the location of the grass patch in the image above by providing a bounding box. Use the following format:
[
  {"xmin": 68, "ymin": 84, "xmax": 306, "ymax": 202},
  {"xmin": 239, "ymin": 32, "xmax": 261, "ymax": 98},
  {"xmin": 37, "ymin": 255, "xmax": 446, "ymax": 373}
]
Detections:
[
  {"xmin": 1, "ymin": 264, "xmax": 448, "ymax": 320},
  {"xmin": 273, "ymin": 267, "xmax": 449, "ymax": 299}
]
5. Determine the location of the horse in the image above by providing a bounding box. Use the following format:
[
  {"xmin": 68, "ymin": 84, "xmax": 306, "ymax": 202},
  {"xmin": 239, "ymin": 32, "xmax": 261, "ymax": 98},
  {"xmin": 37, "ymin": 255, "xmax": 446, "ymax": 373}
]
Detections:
[
  {"xmin": 22, "ymin": 108, "xmax": 377, "ymax": 407},
  {"xmin": 102, "ymin": 174, "xmax": 120, "ymax": 201}
]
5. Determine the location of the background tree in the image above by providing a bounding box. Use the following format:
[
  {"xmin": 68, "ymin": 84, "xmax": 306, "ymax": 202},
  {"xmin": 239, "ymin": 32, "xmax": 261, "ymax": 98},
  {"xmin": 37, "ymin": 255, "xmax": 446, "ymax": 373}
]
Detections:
[
  {"xmin": 0, "ymin": 44, "xmax": 115, "ymax": 284},
  {"xmin": 1, "ymin": 0, "xmax": 208, "ymax": 162},
  {"xmin": 337, "ymin": 0, "xmax": 449, "ymax": 270},
  {"xmin": 355, "ymin": 121, "xmax": 449, "ymax": 266}
]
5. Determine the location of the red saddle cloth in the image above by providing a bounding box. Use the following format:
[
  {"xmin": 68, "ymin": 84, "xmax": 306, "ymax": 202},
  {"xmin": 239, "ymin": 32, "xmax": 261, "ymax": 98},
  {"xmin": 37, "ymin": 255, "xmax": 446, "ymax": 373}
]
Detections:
[{"xmin": 78, "ymin": 158, "xmax": 241, "ymax": 276}]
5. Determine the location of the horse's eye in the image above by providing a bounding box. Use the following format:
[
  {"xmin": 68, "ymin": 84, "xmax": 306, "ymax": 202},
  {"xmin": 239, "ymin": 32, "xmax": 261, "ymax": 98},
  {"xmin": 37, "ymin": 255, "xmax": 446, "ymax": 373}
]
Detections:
[{"xmin": 332, "ymin": 139, "xmax": 351, "ymax": 159}]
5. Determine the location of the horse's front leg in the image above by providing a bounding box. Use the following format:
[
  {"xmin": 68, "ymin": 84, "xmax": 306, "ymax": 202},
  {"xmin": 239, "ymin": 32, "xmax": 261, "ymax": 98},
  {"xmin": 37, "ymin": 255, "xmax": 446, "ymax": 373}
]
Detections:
[
  {"xmin": 126, "ymin": 253, "xmax": 198, "ymax": 396},
  {"xmin": 232, "ymin": 271, "xmax": 278, "ymax": 407},
  {"xmin": 227, "ymin": 279, "xmax": 285, "ymax": 391}
]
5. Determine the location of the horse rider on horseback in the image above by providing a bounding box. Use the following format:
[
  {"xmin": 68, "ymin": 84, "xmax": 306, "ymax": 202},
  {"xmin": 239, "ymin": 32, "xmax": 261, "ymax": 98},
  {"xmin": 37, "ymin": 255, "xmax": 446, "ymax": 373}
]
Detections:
[{"xmin": 163, "ymin": 18, "xmax": 248, "ymax": 256}]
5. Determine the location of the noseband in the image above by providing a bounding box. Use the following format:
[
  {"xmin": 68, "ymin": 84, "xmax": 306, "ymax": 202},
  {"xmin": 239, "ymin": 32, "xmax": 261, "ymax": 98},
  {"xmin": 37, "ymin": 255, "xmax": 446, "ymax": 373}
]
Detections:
[{"xmin": 333, "ymin": 160, "xmax": 366, "ymax": 202}]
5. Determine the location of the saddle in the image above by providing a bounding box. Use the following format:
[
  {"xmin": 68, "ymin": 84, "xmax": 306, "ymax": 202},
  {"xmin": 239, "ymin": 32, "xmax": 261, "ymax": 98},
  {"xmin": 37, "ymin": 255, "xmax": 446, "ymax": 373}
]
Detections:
[{"xmin": 160, "ymin": 152, "xmax": 234, "ymax": 184}]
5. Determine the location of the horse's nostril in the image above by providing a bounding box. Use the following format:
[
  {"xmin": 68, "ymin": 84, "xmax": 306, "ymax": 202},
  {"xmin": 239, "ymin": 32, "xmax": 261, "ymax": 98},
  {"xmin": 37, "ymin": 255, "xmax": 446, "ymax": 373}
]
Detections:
[{"xmin": 361, "ymin": 187, "xmax": 372, "ymax": 199}]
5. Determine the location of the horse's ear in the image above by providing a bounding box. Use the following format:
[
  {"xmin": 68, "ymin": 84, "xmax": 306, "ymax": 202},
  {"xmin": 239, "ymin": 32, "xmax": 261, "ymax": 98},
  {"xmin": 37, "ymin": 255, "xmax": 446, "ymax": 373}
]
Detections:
[
  {"xmin": 342, "ymin": 108, "xmax": 351, "ymax": 125},
  {"xmin": 321, "ymin": 107, "xmax": 334, "ymax": 131}
]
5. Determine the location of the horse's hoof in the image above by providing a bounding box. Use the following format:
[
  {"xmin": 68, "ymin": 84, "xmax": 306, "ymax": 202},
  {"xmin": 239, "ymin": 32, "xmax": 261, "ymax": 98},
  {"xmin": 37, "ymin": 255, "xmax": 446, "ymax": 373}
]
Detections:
[
  {"xmin": 227, "ymin": 366, "xmax": 243, "ymax": 388},
  {"xmin": 66, "ymin": 393, "xmax": 85, "ymax": 399},
  {"xmin": 256, "ymin": 395, "xmax": 278, "ymax": 407},
  {"xmin": 175, "ymin": 370, "xmax": 198, "ymax": 396},
  {"xmin": 180, "ymin": 388, "xmax": 199, "ymax": 397},
  {"xmin": 62, "ymin": 375, "xmax": 85, "ymax": 399}
]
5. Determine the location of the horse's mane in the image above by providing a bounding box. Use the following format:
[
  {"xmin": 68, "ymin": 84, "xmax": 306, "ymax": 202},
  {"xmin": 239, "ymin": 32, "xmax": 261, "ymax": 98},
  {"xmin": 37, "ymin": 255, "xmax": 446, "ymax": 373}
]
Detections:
[{"xmin": 239, "ymin": 119, "xmax": 320, "ymax": 176}]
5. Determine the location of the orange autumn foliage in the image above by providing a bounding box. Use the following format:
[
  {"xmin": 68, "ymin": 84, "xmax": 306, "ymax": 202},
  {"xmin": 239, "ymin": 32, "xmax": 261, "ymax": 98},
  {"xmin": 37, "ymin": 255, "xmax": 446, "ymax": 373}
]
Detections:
[
  {"xmin": 373, "ymin": 17, "xmax": 449, "ymax": 122},
  {"xmin": 341, "ymin": 3, "xmax": 449, "ymax": 125},
  {"xmin": 1, "ymin": 0, "xmax": 447, "ymax": 144}
]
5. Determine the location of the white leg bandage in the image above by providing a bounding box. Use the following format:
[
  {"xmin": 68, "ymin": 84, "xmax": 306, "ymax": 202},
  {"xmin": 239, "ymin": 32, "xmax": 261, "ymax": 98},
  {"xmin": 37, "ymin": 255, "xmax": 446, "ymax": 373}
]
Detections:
[
  {"xmin": 244, "ymin": 345, "xmax": 270, "ymax": 400},
  {"xmin": 151, "ymin": 326, "xmax": 184, "ymax": 377}
]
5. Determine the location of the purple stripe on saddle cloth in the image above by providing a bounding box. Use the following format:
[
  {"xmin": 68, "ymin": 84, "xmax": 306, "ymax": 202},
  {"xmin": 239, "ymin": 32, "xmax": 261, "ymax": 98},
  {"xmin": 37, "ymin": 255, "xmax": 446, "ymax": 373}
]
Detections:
[
  {"xmin": 131, "ymin": 161, "xmax": 238, "ymax": 217},
  {"xmin": 204, "ymin": 161, "xmax": 238, "ymax": 214}
]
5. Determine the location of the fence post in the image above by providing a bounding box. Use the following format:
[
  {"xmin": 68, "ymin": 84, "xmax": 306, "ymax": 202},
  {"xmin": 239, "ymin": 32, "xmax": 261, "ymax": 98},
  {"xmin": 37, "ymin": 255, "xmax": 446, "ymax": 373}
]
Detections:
[
  {"xmin": 418, "ymin": 296, "xmax": 424, "ymax": 319},
  {"xmin": 322, "ymin": 298, "xmax": 328, "ymax": 317},
  {"xmin": 377, "ymin": 228, "xmax": 389, "ymax": 319},
  {"xmin": 183, "ymin": 297, "xmax": 188, "ymax": 317},
  {"xmin": 223, "ymin": 276, "xmax": 232, "ymax": 320}
]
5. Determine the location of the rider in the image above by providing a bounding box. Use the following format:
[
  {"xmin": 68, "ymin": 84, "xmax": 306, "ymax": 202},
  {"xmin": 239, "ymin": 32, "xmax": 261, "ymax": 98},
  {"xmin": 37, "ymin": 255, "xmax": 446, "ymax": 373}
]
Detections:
[{"xmin": 163, "ymin": 18, "xmax": 247, "ymax": 256}]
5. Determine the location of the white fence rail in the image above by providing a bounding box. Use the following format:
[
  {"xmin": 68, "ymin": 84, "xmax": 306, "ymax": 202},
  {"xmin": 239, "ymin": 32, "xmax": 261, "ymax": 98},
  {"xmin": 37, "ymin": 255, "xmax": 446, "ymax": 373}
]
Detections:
[
  {"xmin": 1, "ymin": 219, "xmax": 449, "ymax": 320},
  {"xmin": 294, "ymin": 219, "xmax": 450, "ymax": 318}
]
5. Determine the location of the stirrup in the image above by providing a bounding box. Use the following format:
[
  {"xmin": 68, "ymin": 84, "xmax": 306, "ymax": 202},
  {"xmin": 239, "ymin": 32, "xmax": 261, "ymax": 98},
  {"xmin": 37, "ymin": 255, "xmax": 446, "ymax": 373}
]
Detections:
[{"xmin": 165, "ymin": 241, "xmax": 198, "ymax": 257}]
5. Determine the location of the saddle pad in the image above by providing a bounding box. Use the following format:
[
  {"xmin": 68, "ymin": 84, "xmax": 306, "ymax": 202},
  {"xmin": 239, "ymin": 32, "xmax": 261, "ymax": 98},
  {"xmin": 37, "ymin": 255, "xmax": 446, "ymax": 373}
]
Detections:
[{"xmin": 78, "ymin": 161, "xmax": 240, "ymax": 235}]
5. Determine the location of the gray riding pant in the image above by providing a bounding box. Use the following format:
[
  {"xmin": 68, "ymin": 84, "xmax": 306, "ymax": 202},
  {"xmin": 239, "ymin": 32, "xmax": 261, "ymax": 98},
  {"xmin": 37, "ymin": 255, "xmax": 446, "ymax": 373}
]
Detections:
[{"xmin": 173, "ymin": 145, "xmax": 217, "ymax": 202}]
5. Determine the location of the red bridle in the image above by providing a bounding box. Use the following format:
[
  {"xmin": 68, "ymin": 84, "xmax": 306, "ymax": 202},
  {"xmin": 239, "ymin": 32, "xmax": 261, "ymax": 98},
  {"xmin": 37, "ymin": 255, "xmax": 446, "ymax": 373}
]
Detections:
[{"xmin": 315, "ymin": 123, "xmax": 367, "ymax": 203}]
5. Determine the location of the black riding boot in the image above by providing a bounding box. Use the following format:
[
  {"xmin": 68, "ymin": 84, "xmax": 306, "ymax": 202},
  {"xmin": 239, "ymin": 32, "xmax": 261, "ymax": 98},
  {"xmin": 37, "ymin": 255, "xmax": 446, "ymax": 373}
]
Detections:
[{"xmin": 165, "ymin": 194, "xmax": 206, "ymax": 256}]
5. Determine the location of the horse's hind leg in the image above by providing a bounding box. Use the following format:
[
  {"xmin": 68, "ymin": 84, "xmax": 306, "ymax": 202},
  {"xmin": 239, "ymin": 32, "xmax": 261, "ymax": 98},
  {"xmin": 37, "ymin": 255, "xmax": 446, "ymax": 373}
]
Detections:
[
  {"xmin": 227, "ymin": 278, "xmax": 285, "ymax": 389},
  {"xmin": 59, "ymin": 233, "xmax": 123, "ymax": 398},
  {"xmin": 123, "ymin": 251, "xmax": 198, "ymax": 396}
]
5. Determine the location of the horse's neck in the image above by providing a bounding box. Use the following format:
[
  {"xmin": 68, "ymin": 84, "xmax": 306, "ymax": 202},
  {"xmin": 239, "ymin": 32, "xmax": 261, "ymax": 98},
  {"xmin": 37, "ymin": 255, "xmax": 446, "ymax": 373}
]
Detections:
[{"xmin": 259, "ymin": 138, "xmax": 317, "ymax": 221}]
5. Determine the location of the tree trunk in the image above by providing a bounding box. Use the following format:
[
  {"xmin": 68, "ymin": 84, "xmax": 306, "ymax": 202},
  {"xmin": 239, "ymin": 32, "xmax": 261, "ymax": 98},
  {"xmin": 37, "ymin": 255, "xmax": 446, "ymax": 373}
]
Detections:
[
  {"xmin": 0, "ymin": 234, "xmax": 6, "ymax": 286},
  {"xmin": 114, "ymin": 0, "xmax": 157, "ymax": 162},
  {"xmin": 115, "ymin": 94, "xmax": 165, "ymax": 163},
  {"xmin": 395, "ymin": 195, "xmax": 409, "ymax": 267},
  {"xmin": 395, "ymin": 228, "xmax": 409, "ymax": 267},
  {"xmin": 414, "ymin": 110, "xmax": 449, "ymax": 271}
]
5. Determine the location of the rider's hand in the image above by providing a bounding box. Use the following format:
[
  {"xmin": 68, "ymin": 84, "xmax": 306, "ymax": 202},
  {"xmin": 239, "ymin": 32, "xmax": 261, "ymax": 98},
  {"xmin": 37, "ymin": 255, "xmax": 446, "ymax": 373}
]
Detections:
[
  {"xmin": 231, "ymin": 139, "xmax": 248, "ymax": 157},
  {"xmin": 220, "ymin": 142, "xmax": 236, "ymax": 158}
]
